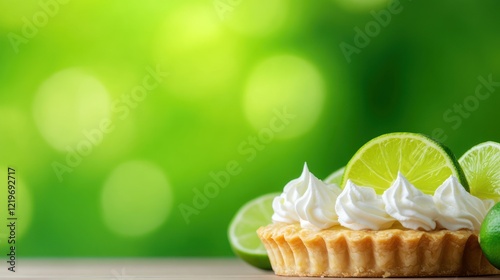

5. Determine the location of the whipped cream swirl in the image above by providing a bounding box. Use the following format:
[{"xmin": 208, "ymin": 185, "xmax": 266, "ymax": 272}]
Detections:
[
  {"xmin": 272, "ymin": 163, "xmax": 341, "ymax": 230},
  {"xmin": 272, "ymin": 164, "xmax": 308, "ymax": 224},
  {"xmin": 434, "ymin": 176, "xmax": 494, "ymax": 230},
  {"xmin": 382, "ymin": 172, "xmax": 438, "ymax": 231},
  {"xmin": 336, "ymin": 180, "xmax": 395, "ymax": 230},
  {"xmin": 273, "ymin": 164, "xmax": 494, "ymax": 231}
]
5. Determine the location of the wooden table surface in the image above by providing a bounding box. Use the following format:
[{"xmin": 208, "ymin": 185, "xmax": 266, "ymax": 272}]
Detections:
[{"xmin": 1, "ymin": 258, "xmax": 499, "ymax": 279}]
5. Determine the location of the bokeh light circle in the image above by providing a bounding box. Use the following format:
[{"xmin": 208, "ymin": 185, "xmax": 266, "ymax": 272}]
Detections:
[
  {"xmin": 153, "ymin": 3, "xmax": 240, "ymax": 99},
  {"xmin": 101, "ymin": 161, "xmax": 173, "ymax": 237},
  {"xmin": 157, "ymin": 4, "xmax": 221, "ymax": 54},
  {"xmin": 33, "ymin": 68, "xmax": 111, "ymax": 152},
  {"xmin": 243, "ymin": 54, "xmax": 325, "ymax": 139},
  {"xmin": 222, "ymin": 0, "xmax": 288, "ymax": 36}
]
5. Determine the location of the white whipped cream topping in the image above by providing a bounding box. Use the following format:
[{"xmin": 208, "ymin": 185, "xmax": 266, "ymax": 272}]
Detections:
[
  {"xmin": 273, "ymin": 165, "xmax": 494, "ymax": 231},
  {"xmin": 295, "ymin": 175, "xmax": 341, "ymax": 230},
  {"xmin": 272, "ymin": 163, "xmax": 309, "ymax": 224},
  {"xmin": 272, "ymin": 163, "xmax": 341, "ymax": 230},
  {"xmin": 382, "ymin": 172, "xmax": 438, "ymax": 231},
  {"xmin": 336, "ymin": 180, "xmax": 395, "ymax": 230},
  {"xmin": 434, "ymin": 176, "xmax": 494, "ymax": 231}
]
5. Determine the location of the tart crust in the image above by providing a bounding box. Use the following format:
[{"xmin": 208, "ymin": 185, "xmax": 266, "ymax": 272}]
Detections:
[{"xmin": 257, "ymin": 223, "xmax": 500, "ymax": 278}]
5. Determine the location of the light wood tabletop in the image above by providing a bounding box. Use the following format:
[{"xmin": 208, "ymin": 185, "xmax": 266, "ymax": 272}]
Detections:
[{"xmin": 1, "ymin": 258, "xmax": 499, "ymax": 279}]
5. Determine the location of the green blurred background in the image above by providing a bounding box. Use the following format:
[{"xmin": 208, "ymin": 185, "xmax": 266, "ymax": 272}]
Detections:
[{"xmin": 1, "ymin": 0, "xmax": 500, "ymax": 257}]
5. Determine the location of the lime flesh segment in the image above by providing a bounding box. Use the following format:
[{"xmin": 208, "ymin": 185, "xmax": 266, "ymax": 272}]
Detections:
[
  {"xmin": 342, "ymin": 132, "xmax": 468, "ymax": 195},
  {"xmin": 459, "ymin": 141, "xmax": 500, "ymax": 201},
  {"xmin": 228, "ymin": 193, "xmax": 278, "ymax": 270},
  {"xmin": 324, "ymin": 166, "xmax": 345, "ymax": 186}
]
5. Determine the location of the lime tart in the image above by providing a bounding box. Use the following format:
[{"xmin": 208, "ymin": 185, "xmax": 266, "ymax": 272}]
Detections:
[{"xmin": 257, "ymin": 133, "xmax": 500, "ymax": 277}]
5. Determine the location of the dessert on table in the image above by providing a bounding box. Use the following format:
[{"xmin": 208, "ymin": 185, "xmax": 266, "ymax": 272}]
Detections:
[{"xmin": 256, "ymin": 133, "xmax": 500, "ymax": 277}]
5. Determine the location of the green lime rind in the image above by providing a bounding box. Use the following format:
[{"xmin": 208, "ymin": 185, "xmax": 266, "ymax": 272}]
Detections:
[
  {"xmin": 341, "ymin": 132, "xmax": 469, "ymax": 195},
  {"xmin": 435, "ymin": 135, "xmax": 469, "ymax": 192},
  {"xmin": 228, "ymin": 193, "xmax": 278, "ymax": 271},
  {"xmin": 480, "ymin": 202, "xmax": 500, "ymax": 269}
]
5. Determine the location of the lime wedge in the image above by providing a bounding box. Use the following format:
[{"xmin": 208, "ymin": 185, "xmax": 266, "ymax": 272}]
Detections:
[
  {"xmin": 324, "ymin": 166, "xmax": 345, "ymax": 186},
  {"xmin": 228, "ymin": 193, "xmax": 278, "ymax": 270},
  {"xmin": 459, "ymin": 141, "xmax": 500, "ymax": 201},
  {"xmin": 342, "ymin": 132, "xmax": 468, "ymax": 194}
]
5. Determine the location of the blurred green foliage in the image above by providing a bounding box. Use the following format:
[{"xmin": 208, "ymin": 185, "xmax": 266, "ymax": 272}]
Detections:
[{"xmin": 1, "ymin": 0, "xmax": 500, "ymax": 257}]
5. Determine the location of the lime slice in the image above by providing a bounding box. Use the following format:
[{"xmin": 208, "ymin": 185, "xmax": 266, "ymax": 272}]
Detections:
[
  {"xmin": 228, "ymin": 193, "xmax": 278, "ymax": 270},
  {"xmin": 459, "ymin": 141, "xmax": 500, "ymax": 201},
  {"xmin": 324, "ymin": 166, "xmax": 345, "ymax": 186},
  {"xmin": 479, "ymin": 202, "xmax": 500, "ymax": 269},
  {"xmin": 342, "ymin": 132, "xmax": 468, "ymax": 194}
]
